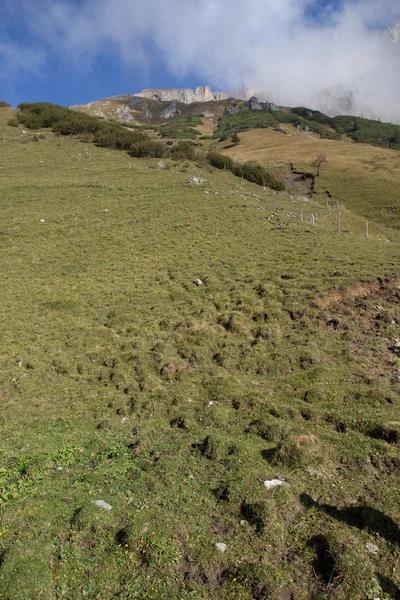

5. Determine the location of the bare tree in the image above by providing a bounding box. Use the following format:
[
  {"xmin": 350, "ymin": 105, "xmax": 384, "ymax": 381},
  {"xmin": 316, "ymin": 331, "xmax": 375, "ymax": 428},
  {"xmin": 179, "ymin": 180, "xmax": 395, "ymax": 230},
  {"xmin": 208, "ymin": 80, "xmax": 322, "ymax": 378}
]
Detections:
[{"xmin": 315, "ymin": 153, "xmax": 328, "ymax": 176}]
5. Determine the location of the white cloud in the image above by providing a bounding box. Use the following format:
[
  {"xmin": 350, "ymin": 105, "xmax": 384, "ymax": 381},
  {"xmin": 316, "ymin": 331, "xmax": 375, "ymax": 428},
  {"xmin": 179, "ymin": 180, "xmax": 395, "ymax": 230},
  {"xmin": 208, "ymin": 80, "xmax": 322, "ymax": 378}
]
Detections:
[
  {"xmin": 0, "ymin": 41, "xmax": 44, "ymax": 81},
  {"xmin": 4, "ymin": 0, "xmax": 400, "ymax": 121}
]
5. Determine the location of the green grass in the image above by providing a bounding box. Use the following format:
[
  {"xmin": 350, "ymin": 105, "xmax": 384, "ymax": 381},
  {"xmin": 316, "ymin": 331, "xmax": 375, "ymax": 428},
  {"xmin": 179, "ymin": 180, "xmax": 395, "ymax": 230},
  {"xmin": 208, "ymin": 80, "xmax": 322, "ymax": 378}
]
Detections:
[
  {"xmin": 222, "ymin": 126, "xmax": 400, "ymax": 229},
  {"xmin": 0, "ymin": 109, "xmax": 399, "ymax": 599}
]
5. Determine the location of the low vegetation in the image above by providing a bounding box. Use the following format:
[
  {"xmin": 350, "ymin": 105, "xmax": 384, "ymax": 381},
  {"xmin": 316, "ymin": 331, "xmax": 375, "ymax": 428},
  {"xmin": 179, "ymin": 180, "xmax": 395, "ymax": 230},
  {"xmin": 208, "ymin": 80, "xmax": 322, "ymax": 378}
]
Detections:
[
  {"xmin": 207, "ymin": 151, "xmax": 285, "ymax": 191},
  {"xmin": 214, "ymin": 110, "xmax": 341, "ymax": 142},
  {"xmin": 0, "ymin": 106, "xmax": 399, "ymax": 599},
  {"xmin": 15, "ymin": 103, "xmax": 200, "ymax": 161},
  {"xmin": 158, "ymin": 115, "xmax": 203, "ymax": 140},
  {"xmin": 221, "ymin": 126, "xmax": 400, "ymax": 228},
  {"xmin": 292, "ymin": 107, "xmax": 400, "ymax": 149}
]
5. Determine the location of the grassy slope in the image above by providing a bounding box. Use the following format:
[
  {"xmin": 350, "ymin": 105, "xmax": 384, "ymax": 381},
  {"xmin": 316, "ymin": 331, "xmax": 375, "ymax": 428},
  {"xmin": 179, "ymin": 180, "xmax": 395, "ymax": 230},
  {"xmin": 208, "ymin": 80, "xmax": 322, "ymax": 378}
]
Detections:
[
  {"xmin": 221, "ymin": 125, "xmax": 400, "ymax": 229},
  {"xmin": 0, "ymin": 108, "xmax": 399, "ymax": 600}
]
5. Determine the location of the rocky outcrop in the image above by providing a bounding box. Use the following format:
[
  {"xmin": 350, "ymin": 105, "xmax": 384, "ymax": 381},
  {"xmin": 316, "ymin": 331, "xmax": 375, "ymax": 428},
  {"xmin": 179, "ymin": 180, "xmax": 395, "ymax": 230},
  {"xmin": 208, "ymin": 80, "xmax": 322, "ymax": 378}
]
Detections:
[
  {"xmin": 223, "ymin": 96, "xmax": 277, "ymax": 117},
  {"xmin": 127, "ymin": 96, "xmax": 152, "ymax": 121},
  {"xmin": 134, "ymin": 86, "xmax": 228, "ymax": 104},
  {"xmin": 160, "ymin": 101, "xmax": 181, "ymax": 119}
]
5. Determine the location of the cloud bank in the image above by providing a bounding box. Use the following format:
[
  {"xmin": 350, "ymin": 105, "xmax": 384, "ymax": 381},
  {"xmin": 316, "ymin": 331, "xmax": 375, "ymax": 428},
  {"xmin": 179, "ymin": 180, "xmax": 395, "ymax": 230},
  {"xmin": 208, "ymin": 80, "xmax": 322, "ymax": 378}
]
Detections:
[{"xmin": 4, "ymin": 0, "xmax": 400, "ymax": 121}]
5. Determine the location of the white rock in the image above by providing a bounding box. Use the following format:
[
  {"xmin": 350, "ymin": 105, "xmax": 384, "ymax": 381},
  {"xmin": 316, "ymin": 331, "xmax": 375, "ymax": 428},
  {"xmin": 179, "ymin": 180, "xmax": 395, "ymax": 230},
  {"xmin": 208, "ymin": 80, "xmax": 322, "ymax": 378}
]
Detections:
[
  {"xmin": 101, "ymin": 209, "xmax": 110, "ymax": 213},
  {"xmin": 193, "ymin": 279, "xmax": 203, "ymax": 286},
  {"xmin": 157, "ymin": 161, "xmax": 165, "ymax": 168},
  {"xmin": 207, "ymin": 401, "xmax": 214, "ymax": 407},
  {"xmin": 22, "ymin": 130, "xmax": 27, "ymax": 134},
  {"xmin": 366, "ymin": 543, "xmax": 379, "ymax": 554},
  {"xmin": 215, "ymin": 543, "xmax": 227, "ymax": 553},
  {"xmin": 264, "ymin": 479, "xmax": 290, "ymax": 490},
  {"xmin": 92, "ymin": 500, "xmax": 113, "ymax": 510},
  {"xmin": 40, "ymin": 219, "xmax": 46, "ymax": 223}
]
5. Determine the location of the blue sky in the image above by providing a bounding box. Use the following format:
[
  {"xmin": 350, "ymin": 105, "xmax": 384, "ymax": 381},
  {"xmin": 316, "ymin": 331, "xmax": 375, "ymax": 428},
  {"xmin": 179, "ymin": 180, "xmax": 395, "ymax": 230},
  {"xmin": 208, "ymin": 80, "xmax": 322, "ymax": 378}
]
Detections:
[{"xmin": 0, "ymin": 0, "xmax": 399, "ymax": 113}]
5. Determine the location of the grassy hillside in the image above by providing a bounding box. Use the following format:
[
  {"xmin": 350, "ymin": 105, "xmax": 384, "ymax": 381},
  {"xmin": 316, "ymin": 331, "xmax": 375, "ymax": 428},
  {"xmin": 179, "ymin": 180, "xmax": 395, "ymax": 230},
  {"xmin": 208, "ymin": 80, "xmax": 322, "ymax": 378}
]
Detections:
[
  {"xmin": 221, "ymin": 126, "xmax": 400, "ymax": 229},
  {"xmin": 0, "ymin": 107, "xmax": 399, "ymax": 600}
]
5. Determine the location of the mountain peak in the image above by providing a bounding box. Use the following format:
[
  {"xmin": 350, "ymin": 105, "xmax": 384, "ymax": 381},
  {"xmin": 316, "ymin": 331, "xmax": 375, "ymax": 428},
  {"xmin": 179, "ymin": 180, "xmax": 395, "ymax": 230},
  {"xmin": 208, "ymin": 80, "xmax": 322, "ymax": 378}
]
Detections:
[{"xmin": 133, "ymin": 86, "xmax": 229, "ymax": 104}]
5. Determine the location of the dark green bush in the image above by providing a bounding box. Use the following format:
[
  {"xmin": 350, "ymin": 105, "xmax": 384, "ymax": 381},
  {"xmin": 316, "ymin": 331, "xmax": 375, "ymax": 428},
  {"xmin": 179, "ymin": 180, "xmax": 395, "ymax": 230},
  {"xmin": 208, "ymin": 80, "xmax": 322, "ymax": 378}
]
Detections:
[
  {"xmin": 233, "ymin": 162, "xmax": 285, "ymax": 191},
  {"xmin": 0, "ymin": 100, "xmax": 11, "ymax": 108},
  {"xmin": 15, "ymin": 102, "xmax": 168, "ymax": 159},
  {"xmin": 7, "ymin": 118, "xmax": 19, "ymax": 127},
  {"xmin": 207, "ymin": 151, "xmax": 233, "ymax": 170},
  {"xmin": 169, "ymin": 141, "xmax": 196, "ymax": 161},
  {"xmin": 129, "ymin": 140, "xmax": 166, "ymax": 158},
  {"xmin": 158, "ymin": 116, "xmax": 202, "ymax": 140},
  {"xmin": 293, "ymin": 107, "xmax": 400, "ymax": 149},
  {"xmin": 206, "ymin": 151, "xmax": 284, "ymax": 191}
]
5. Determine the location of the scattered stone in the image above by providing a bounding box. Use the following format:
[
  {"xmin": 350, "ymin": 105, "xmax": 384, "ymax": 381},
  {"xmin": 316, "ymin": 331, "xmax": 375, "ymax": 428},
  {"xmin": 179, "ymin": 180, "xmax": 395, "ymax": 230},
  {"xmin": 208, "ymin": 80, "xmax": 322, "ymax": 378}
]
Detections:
[
  {"xmin": 366, "ymin": 542, "xmax": 379, "ymax": 554},
  {"xmin": 189, "ymin": 176, "xmax": 206, "ymax": 185},
  {"xmin": 193, "ymin": 279, "xmax": 203, "ymax": 286},
  {"xmin": 264, "ymin": 479, "xmax": 290, "ymax": 490},
  {"xmin": 40, "ymin": 219, "xmax": 46, "ymax": 223},
  {"xmin": 215, "ymin": 543, "xmax": 227, "ymax": 553},
  {"xmin": 91, "ymin": 500, "xmax": 113, "ymax": 510},
  {"xmin": 157, "ymin": 161, "xmax": 165, "ymax": 168},
  {"xmin": 207, "ymin": 401, "xmax": 214, "ymax": 407},
  {"xmin": 22, "ymin": 130, "xmax": 27, "ymax": 134},
  {"xmin": 279, "ymin": 587, "xmax": 292, "ymax": 600},
  {"xmin": 100, "ymin": 209, "xmax": 110, "ymax": 213}
]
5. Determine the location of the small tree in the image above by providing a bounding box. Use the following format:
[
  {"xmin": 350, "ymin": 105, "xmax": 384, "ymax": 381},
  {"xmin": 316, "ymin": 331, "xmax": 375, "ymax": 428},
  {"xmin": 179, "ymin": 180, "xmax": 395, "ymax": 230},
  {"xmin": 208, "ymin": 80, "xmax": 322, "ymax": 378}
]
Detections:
[
  {"xmin": 231, "ymin": 132, "xmax": 241, "ymax": 146},
  {"xmin": 315, "ymin": 152, "xmax": 327, "ymax": 176},
  {"xmin": 0, "ymin": 100, "xmax": 11, "ymax": 108}
]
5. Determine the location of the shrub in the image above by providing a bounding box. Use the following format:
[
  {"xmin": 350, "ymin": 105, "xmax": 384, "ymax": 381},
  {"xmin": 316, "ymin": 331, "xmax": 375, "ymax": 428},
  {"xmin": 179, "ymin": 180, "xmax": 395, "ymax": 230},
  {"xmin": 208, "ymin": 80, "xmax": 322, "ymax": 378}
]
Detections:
[
  {"xmin": 129, "ymin": 140, "xmax": 166, "ymax": 158},
  {"xmin": 0, "ymin": 100, "xmax": 11, "ymax": 108},
  {"xmin": 169, "ymin": 141, "xmax": 196, "ymax": 161},
  {"xmin": 237, "ymin": 162, "xmax": 285, "ymax": 191},
  {"xmin": 207, "ymin": 151, "xmax": 284, "ymax": 191},
  {"xmin": 7, "ymin": 118, "xmax": 19, "ymax": 127},
  {"xmin": 15, "ymin": 102, "xmax": 167, "ymax": 159},
  {"xmin": 207, "ymin": 151, "xmax": 233, "ymax": 170}
]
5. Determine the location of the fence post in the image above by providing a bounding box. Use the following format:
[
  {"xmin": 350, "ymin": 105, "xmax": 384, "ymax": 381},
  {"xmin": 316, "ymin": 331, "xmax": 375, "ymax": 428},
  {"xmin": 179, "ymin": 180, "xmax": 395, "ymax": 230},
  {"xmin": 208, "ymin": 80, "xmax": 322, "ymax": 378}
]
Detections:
[{"xmin": 338, "ymin": 211, "xmax": 341, "ymax": 232}]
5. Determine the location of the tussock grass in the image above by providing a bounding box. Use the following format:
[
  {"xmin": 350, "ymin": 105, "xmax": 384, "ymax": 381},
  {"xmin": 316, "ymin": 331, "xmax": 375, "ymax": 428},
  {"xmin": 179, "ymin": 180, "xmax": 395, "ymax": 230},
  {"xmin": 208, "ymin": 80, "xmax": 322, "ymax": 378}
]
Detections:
[{"xmin": 0, "ymin": 108, "xmax": 399, "ymax": 599}]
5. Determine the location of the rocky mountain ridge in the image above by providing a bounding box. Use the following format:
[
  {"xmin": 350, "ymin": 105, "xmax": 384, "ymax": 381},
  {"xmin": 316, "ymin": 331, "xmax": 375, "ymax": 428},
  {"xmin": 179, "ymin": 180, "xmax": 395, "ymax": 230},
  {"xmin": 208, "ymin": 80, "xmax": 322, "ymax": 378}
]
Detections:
[{"xmin": 133, "ymin": 84, "xmax": 256, "ymax": 104}]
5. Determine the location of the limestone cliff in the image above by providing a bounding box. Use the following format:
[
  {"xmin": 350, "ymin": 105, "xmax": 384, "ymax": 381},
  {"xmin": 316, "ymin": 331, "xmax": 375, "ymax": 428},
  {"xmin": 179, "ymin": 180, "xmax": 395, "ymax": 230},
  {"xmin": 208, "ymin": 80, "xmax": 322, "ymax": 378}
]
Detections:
[
  {"xmin": 133, "ymin": 85, "xmax": 257, "ymax": 104},
  {"xmin": 134, "ymin": 86, "xmax": 228, "ymax": 103}
]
